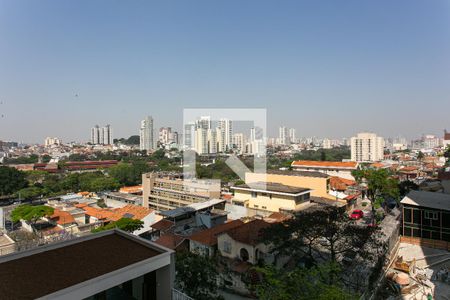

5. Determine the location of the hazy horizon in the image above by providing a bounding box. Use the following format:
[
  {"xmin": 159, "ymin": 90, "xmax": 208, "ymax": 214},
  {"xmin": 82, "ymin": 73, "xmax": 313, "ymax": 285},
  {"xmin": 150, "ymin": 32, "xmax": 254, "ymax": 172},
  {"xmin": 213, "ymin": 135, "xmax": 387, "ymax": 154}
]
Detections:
[{"xmin": 1, "ymin": 0, "xmax": 449, "ymax": 143}]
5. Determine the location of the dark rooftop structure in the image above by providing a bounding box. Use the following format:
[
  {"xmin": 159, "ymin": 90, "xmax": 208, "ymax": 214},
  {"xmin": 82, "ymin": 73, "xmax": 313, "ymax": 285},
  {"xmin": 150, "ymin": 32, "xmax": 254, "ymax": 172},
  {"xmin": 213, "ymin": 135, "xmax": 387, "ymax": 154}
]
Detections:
[
  {"xmin": 0, "ymin": 230, "xmax": 174, "ymax": 300},
  {"xmin": 232, "ymin": 181, "xmax": 311, "ymax": 195}
]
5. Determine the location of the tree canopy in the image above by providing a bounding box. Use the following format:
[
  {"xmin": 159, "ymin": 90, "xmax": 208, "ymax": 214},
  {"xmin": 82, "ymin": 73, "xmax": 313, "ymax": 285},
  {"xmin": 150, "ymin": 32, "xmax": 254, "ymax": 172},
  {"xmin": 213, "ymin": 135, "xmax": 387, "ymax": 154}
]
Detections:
[
  {"xmin": 0, "ymin": 166, "xmax": 28, "ymax": 196},
  {"xmin": 11, "ymin": 204, "xmax": 54, "ymax": 224},
  {"xmin": 108, "ymin": 161, "xmax": 150, "ymax": 186},
  {"xmin": 92, "ymin": 218, "xmax": 144, "ymax": 233},
  {"xmin": 175, "ymin": 252, "xmax": 223, "ymax": 300},
  {"xmin": 252, "ymin": 263, "xmax": 356, "ymax": 300}
]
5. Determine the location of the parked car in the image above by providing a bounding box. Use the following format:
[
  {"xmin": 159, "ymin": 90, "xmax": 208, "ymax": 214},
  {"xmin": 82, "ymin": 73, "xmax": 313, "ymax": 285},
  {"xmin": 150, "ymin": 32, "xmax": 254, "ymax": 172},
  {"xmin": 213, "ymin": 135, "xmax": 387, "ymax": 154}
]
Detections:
[{"xmin": 349, "ymin": 209, "xmax": 364, "ymax": 220}]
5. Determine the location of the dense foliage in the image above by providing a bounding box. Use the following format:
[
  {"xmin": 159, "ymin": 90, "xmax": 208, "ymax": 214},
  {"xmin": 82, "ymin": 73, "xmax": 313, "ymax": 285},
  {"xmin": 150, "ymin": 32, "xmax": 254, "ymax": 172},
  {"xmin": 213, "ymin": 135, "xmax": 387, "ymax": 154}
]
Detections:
[
  {"xmin": 175, "ymin": 252, "xmax": 223, "ymax": 300},
  {"xmin": 253, "ymin": 263, "xmax": 356, "ymax": 300},
  {"xmin": 91, "ymin": 218, "xmax": 144, "ymax": 233},
  {"xmin": 0, "ymin": 166, "xmax": 28, "ymax": 196},
  {"xmin": 11, "ymin": 204, "xmax": 54, "ymax": 224}
]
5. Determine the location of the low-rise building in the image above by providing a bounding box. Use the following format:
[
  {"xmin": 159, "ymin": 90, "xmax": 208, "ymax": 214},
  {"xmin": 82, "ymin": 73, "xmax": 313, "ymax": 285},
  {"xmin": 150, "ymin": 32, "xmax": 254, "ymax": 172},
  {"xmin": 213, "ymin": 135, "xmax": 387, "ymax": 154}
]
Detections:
[
  {"xmin": 189, "ymin": 220, "xmax": 244, "ymax": 257},
  {"xmin": 400, "ymin": 190, "xmax": 450, "ymax": 245},
  {"xmin": 231, "ymin": 182, "xmax": 312, "ymax": 213},
  {"xmin": 245, "ymin": 170, "xmax": 333, "ymax": 199},
  {"xmin": 217, "ymin": 219, "xmax": 273, "ymax": 265},
  {"xmin": 0, "ymin": 230, "xmax": 174, "ymax": 299},
  {"xmin": 142, "ymin": 173, "xmax": 220, "ymax": 212},
  {"xmin": 291, "ymin": 160, "xmax": 358, "ymax": 181}
]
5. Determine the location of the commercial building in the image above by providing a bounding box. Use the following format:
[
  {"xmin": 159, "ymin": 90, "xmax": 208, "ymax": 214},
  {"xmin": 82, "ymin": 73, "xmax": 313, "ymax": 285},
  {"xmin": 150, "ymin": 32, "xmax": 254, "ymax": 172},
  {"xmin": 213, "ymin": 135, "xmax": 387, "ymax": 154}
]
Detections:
[
  {"xmin": 0, "ymin": 230, "xmax": 174, "ymax": 300},
  {"xmin": 140, "ymin": 116, "xmax": 155, "ymax": 151},
  {"xmin": 232, "ymin": 133, "xmax": 246, "ymax": 154},
  {"xmin": 350, "ymin": 132, "xmax": 385, "ymax": 162},
  {"xmin": 142, "ymin": 173, "xmax": 220, "ymax": 212},
  {"xmin": 291, "ymin": 160, "xmax": 359, "ymax": 181}
]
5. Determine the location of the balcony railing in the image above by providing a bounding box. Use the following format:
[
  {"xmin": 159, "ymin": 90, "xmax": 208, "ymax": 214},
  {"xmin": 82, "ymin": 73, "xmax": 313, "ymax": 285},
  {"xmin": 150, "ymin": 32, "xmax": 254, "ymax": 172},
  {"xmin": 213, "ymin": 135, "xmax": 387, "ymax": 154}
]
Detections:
[{"xmin": 172, "ymin": 288, "xmax": 194, "ymax": 300}]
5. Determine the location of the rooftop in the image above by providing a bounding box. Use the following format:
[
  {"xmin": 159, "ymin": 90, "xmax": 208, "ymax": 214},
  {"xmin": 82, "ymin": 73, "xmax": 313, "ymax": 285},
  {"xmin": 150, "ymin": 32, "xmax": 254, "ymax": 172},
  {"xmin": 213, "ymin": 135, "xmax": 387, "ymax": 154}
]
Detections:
[
  {"xmin": 232, "ymin": 182, "xmax": 310, "ymax": 196},
  {"xmin": 266, "ymin": 169, "xmax": 329, "ymax": 178},
  {"xmin": 400, "ymin": 190, "xmax": 450, "ymax": 211},
  {"xmin": 189, "ymin": 220, "xmax": 244, "ymax": 246},
  {"xmin": 159, "ymin": 198, "xmax": 225, "ymax": 218},
  {"xmin": 0, "ymin": 230, "xmax": 169, "ymax": 299},
  {"xmin": 291, "ymin": 160, "xmax": 358, "ymax": 169},
  {"xmin": 220, "ymin": 219, "xmax": 271, "ymax": 246}
]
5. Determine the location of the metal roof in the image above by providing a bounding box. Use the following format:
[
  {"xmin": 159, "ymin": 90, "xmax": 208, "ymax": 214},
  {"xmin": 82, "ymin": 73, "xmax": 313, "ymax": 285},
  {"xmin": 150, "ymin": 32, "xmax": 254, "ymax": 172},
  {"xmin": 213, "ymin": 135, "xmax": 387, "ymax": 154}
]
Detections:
[
  {"xmin": 400, "ymin": 190, "xmax": 450, "ymax": 211},
  {"xmin": 160, "ymin": 199, "xmax": 225, "ymax": 218}
]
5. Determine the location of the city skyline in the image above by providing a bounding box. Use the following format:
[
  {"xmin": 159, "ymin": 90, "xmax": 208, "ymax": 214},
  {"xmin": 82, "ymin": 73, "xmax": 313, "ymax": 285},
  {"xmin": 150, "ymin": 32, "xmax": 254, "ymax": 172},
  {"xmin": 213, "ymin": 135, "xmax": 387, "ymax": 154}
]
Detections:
[{"xmin": 1, "ymin": 1, "xmax": 449, "ymax": 142}]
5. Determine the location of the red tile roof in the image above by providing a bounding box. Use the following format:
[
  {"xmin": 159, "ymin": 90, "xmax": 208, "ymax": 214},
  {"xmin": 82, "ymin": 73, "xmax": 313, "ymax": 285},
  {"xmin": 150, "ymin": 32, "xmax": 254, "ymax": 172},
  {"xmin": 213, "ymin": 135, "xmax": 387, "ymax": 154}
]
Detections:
[
  {"xmin": 189, "ymin": 220, "xmax": 244, "ymax": 246},
  {"xmin": 151, "ymin": 219, "xmax": 174, "ymax": 231},
  {"xmin": 292, "ymin": 160, "xmax": 358, "ymax": 169},
  {"xmin": 155, "ymin": 233, "xmax": 185, "ymax": 250},
  {"xmin": 221, "ymin": 219, "xmax": 271, "ymax": 246},
  {"xmin": 330, "ymin": 176, "xmax": 356, "ymax": 191},
  {"xmin": 49, "ymin": 209, "xmax": 75, "ymax": 225}
]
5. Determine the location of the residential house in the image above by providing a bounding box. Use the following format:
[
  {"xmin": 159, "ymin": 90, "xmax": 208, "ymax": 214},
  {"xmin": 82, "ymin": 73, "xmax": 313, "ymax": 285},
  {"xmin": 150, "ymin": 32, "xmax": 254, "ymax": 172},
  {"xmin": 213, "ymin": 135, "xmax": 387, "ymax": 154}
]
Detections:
[
  {"xmin": 189, "ymin": 220, "xmax": 244, "ymax": 257},
  {"xmin": 400, "ymin": 190, "xmax": 450, "ymax": 246}
]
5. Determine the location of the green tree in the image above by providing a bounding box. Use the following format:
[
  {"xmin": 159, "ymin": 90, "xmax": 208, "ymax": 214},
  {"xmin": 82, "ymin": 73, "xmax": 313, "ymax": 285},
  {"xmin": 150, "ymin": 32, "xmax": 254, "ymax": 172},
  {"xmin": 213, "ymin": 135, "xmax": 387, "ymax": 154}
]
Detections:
[
  {"xmin": 15, "ymin": 186, "xmax": 44, "ymax": 200},
  {"xmin": 11, "ymin": 205, "xmax": 54, "ymax": 228},
  {"xmin": 92, "ymin": 218, "xmax": 144, "ymax": 233},
  {"xmin": 352, "ymin": 168, "xmax": 399, "ymax": 223},
  {"xmin": 0, "ymin": 166, "xmax": 28, "ymax": 196},
  {"xmin": 175, "ymin": 252, "xmax": 224, "ymax": 300},
  {"xmin": 253, "ymin": 263, "xmax": 356, "ymax": 300},
  {"xmin": 262, "ymin": 206, "xmax": 382, "ymax": 267},
  {"xmin": 109, "ymin": 161, "xmax": 150, "ymax": 186}
]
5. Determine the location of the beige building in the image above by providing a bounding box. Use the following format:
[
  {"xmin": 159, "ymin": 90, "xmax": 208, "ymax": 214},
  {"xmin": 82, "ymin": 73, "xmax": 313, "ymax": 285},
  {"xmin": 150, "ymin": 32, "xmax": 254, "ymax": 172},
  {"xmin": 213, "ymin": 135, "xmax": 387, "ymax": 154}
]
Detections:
[
  {"xmin": 291, "ymin": 160, "xmax": 358, "ymax": 181},
  {"xmin": 142, "ymin": 173, "xmax": 220, "ymax": 212},
  {"xmin": 350, "ymin": 132, "xmax": 385, "ymax": 162},
  {"xmin": 231, "ymin": 182, "xmax": 312, "ymax": 213},
  {"xmin": 245, "ymin": 170, "xmax": 333, "ymax": 200}
]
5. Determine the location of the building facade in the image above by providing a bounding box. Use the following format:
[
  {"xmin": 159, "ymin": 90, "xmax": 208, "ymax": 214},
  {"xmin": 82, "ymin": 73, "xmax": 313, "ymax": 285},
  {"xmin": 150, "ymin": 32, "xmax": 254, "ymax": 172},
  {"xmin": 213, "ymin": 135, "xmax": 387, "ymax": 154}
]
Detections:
[
  {"xmin": 142, "ymin": 173, "xmax": 220, "ymax": 212},
  {"xmin": 350, "ymin": 132, "xmax": 384, "ymax": 162},
  {"xmin": 140, "ymin": 116, "xmax": 155, "ymax": 151}
]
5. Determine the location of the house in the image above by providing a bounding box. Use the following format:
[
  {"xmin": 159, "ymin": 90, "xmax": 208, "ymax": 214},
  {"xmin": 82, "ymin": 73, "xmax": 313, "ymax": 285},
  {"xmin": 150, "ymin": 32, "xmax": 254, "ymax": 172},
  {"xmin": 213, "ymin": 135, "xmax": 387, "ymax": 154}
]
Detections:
[
  {"xmin": 291, "ymin": 160, "xmax": 358, "ymax": 180},
  {"xmin": 217, "ymin": 219, "xmax": 273, "ymax": 265},
  {"xmin": 189, "ymin": 220, "xmax": 244, "ymax": 257},
  {"xmin": 231, "ymin": 182, "xmax": 312, "ymax": 213},
  {"xmin": 0, "ymin": 230, "xmax": 174, "ymax": 299},
  {"xmin": 400, "ymin": 190, "xmax": 450, "ymax": 246}
]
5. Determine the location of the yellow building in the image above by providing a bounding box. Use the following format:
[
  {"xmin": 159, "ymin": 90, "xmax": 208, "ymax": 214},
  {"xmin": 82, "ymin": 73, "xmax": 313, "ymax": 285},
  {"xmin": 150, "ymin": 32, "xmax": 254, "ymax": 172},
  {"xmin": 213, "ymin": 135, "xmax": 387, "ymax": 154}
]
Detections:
[
  {"xmin": 245, "ymin": 170, "xmax": 333, "ymax": 200},
  {"xmin": 231, "ymin": 181, "xmax": 312, "ymax": 213}
]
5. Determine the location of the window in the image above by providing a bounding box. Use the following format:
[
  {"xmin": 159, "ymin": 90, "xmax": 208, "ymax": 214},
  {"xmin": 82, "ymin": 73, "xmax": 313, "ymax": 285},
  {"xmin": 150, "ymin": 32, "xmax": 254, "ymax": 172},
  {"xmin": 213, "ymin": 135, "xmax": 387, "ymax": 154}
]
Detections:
[
  {"xmin": 251, "ymin": 192, "xmax": 257, "ymax": 198},
  {"xmin": 254, "ymin": 205, "xmax": 259, "ymax": 208},
  {"xmin": 261, "ymin": 193, "xmax": 268, "ymax": 196},
  {"xmin": 424, "ymin": 210, "xmax": 438, "ymax": 220},
  {"xmin": 262, "ymin": 206, "xmax": 267, "ymax": 209},
  {"xmin": 223, "ymin": 241, "xmax": 232, "ymax": 253}
]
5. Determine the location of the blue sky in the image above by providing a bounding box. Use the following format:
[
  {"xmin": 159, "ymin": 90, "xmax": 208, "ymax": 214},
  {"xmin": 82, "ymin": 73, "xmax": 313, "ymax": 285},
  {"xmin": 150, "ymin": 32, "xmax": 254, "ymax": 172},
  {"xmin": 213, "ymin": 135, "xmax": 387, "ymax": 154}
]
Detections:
[{"xmin": 0, "ymin": 0, "xmax": 449, "ymax": 143}]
